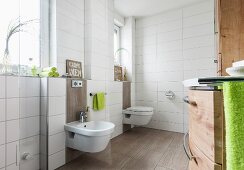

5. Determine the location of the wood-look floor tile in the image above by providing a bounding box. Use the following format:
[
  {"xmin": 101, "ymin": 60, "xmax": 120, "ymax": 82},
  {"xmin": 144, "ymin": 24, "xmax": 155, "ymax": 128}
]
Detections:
[
  {"xmin": 157, "ymin": 146, "xmax": 188, "ymax": 170},
  {"xmin": 58, "ymin": 127, "xmax": 188, "ymax": 170},
  {"xmin": 145, "ymin": 133, "xmax": 174, "ymax": 153},
  {"xmin": 121, "ymin": 157, "xmax": 157, "ymax": 170},
  {"xmin": 154, "ymin": 166, "xmax": 172, "ymax": 170},
  {"xmin": 168, "ymin": 133, "xmax": 184, "ymax": 149},
  {"xmin": 132, "ymin": 148, "xmax": 164, "ymax": 164}
]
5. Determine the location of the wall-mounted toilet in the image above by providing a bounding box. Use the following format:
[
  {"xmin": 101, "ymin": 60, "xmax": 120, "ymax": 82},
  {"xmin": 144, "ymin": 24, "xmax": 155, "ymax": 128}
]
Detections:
[{"xmin": 122, "ymin": 106, "xmax": 154, "ymax": 126}]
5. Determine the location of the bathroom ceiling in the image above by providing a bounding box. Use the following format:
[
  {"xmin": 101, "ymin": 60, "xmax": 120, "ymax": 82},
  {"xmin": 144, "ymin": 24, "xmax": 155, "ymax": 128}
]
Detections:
[{"xmin": 114, "ymin": 0, "xmax": 205, "ymax": 17}]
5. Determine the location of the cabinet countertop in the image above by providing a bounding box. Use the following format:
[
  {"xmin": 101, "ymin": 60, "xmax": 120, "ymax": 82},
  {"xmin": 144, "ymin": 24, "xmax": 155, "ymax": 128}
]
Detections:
[{"xmin": 183, "ymin": 76, "xmax": 244, "ymax": 88}]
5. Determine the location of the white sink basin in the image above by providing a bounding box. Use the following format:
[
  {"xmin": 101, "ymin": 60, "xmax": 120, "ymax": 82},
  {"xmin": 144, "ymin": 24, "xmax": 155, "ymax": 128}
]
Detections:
[
  {"xmin": 64, "ymin": 121, "xmax": 115, "ymax": 153},
  {"xmin": 65, "ymin": 121, "xmax": 115, "ymax": 136},
  {"xmin": 226, "ymin": 66, "xmax": 244, "ymax": 76}
]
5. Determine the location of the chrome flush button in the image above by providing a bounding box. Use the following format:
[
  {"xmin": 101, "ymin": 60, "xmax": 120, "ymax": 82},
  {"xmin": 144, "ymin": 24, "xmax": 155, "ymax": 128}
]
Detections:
[{"xmin": 71, "ymin": 80, "xmax": 83, "ymax": 88}]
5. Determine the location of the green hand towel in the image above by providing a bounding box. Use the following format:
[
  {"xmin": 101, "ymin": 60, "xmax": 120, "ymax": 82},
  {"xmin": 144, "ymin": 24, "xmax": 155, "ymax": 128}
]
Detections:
[
  {"xmin": 39, "ymin": 71, "xmax": 59, "ymax": 77},
  {"xmin": 93, "ymin": 92, "xmax": 105, "ymax": 111},
  {"xmin": 39, "ymin": 71, "xmax": 49, "ymax": 77},
  {"xmin": 223, "ymin": 82, "xmax": 244, "ymax": 170},
  {"xmin": 53, "ymin": 72, "xmax": 59, "ymax": 77},
  {"xmin": 43, "ymin": 67, "xmax": 57, "ymax": 72}
]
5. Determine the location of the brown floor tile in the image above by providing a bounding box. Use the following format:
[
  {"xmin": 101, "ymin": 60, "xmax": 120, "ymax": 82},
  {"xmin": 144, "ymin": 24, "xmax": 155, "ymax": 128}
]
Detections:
[
  {"xmin": 168, "ymin": 133, "xmax": 184, "ymax": 149},
  {"xmin": 157, "ymin": 147, "xmax": 188, "ymax": 170},
  {"xmin": 154, "ymin": 166, "xmax": 172, "ymax": 170},
  {"xmin": 58, "ymin": 127, "xmax": 188, "ymax": 170},
  {"xmin": 121, "ymin": 157, "xmax": 157, "ymax": 170}
]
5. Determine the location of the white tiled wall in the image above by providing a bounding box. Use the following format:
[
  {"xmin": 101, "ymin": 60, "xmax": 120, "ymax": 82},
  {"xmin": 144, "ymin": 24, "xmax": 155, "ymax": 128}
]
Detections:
[
  {"xmin": 0, "ymin": 76, "xmax": 41, "ymax": 170},
  {"xmin": 121, "ymin": 17, "xmax": 136, "ymax": 106},
  {"xmin": 40, "ymin": 78, "xmax": 66, "ymax": 170},
  {"xmin": 85, "ymin": 0, "xmax": 123, "ymax": 138},
  {"xmin": 19, "ymin": 77, "xmax": 40, "ymax": 170},
  {"xmin": 135, "ymin": 0, "xmax": 217, "ymax": 133},
  {"xmin": 86, "ymin": 80, "xmax": 123, "ymax": 138},
  {"xmin": 50, "ymin": 0, "xmax": 85, "ymax": 76},
  {"xmin": 84, "ymin": 0, "xmax": 114, "ymax": 82}
]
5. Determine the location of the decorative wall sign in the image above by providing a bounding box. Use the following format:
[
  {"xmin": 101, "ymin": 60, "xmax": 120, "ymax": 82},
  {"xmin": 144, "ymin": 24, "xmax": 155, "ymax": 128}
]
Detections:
[
  {"xmin": 114, "ymin": 65, "xmax": 123, "ymax": 81},
  {"xmin": 66, "ymin": 60, "xmax": 82, "ymax": 78}
]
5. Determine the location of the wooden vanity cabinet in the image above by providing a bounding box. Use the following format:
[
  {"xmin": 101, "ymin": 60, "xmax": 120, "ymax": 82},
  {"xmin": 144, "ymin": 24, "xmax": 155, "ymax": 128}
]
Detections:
[
  {"xmin": 215, "ymin": 0, "xmax": 244, "ymax": 75},
  {"xmin": 187, "ymin": 90, "xmax": 225, "ymax": 170}
]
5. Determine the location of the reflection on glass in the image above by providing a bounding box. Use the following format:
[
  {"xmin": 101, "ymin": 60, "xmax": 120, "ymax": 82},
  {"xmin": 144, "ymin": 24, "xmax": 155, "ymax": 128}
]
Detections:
[
  {"xmin": 0, "ymin": 0, "xmax": 40, "ymax": 75},
  {"xmin": 0, "ymin": 0, "xmax": 19, "ymax": 74},
  {"xmin": 20, "ymin": 0, "xmax": 40, "ymax": 67}
]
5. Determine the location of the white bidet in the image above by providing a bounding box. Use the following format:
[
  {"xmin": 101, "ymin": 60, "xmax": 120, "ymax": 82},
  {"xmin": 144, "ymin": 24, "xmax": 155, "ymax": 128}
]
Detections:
[{"xmin": 64, "ymin": 121, "xmax": 115, "ymax": 153}]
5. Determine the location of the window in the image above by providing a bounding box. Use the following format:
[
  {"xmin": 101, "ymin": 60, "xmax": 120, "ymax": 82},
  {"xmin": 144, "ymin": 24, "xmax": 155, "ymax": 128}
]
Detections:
[
  {"xmin": 20, "ymin": 0, "xmax": 41, "ymax": 67},
  {"xmin": 114, "ymin": 25, "xmax": 120, "ymax": 65},
  {"xmin": 0, "ymin": 0, "xmax": 41, "ymax": 68}
]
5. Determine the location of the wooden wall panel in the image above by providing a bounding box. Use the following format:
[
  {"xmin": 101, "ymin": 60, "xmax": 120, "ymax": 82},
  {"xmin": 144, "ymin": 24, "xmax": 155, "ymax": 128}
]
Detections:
[
  {"xmin": 66, "ymin": 79, "xmax": 87, "ymax": 123},
  {"xmin": 218, "ymin": 0, "xmax": 244, "ymax": 75},
  {"xmin": 66, "ymin": 79, "xmax": 87, "ymax": 163},
  {"xmin": 122, "ymin": 81, "xmax": 132, "ymax": 132},
  {"xmin": 123, "ymin": 81, "xmax": 131, "ymax": 110}
]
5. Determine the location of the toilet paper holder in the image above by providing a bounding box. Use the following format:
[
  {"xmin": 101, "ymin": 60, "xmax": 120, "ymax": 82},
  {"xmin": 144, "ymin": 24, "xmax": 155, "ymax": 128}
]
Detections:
[
  {"xmin": 22, "ymin": 152, "xmax": 32, "ymax": 160},
  {"xmin": 165, "ymin": 90, "xmax": 175, "ymax": 100}
]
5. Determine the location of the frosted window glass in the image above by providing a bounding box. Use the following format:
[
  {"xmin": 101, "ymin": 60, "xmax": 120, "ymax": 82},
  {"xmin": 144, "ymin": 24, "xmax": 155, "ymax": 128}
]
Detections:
[
  {"xmin": 0, "ymin": 0, "xmax": 20, "ymax": 65},
  {"xmin": 20, "ymin": 0, "xmax": 40, "ymax": 66},
  {"xmin": 0, "ymin": 0, "xmax": 40, "ymax": 66}
]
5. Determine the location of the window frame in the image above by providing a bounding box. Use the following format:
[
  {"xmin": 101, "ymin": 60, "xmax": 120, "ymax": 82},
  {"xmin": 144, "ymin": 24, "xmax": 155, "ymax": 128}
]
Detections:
[
  {"xmin": 114, "ymin": 24, "xmax": 121, "ymax": 65},
  {"xmin": 40, "ymin": 0, "xmax": 50, "ymax": 68}
]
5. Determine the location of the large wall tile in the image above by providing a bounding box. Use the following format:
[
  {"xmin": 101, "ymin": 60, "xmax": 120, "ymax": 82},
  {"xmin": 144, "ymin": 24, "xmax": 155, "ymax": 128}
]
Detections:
[
  {"xmin": 6, "ymin": 120, "xmax": 19, "ymax": 143},
  {"xmin": 20, "ymin": 117, "xmax": 40, "ymax": 139},
  {"xmin": 6, "ymin": 141, "xmax": 19, "ymax": 166},
  {"xmin": 183, "ymin": 11, "xmax": 214, "ymax": 28},
  {"xmin": 106, "ymin": 82, "xmax": 122, "ymax": 93},
  {"xmin": 48, "ymin": 96, "xmax": 66, "ymax": 116},
  {"xmin": 0, "ymin": 122, "xmax": 5, "ymax": 145},
  {"xmin": 48, "ymin": 78, "xmax": 66, "ymax": 97},
  {"xmin": 89, "ymin": 110, "xmax": 106, "ymax": 121},
  {"xmin": 107, "ymin": 93, "xmax": 122, "ymax": 105},
  {"xmin": 0, "ymin": 145, "xmax": 5, "ymax": 168},
  {"xmin": 107, "ymin": 104, "xmax": 122, "ymax": 118},
  {"xmin": 6, "ymin": 98, "xmax": 19, "ymax": 120},
  {"xmin": 0, "ymin": 76, "xmax": 5, "ymax": 99},
  {"xmin": 6, "ymin": 164, "xmax": 19, "ymax": 170},
  {"xmin": 48, "ymin": 150, "xmax": 65, "ymax": 170},
  {"xmin": 48, "ymin": 132, "xmax": 65, "ymax": 155},
  {"xmin": 183, "ymin": 23, "xmax": 214, "ymax": 39},
  {"xmin": 40, "ymin": 97, "xmax": 47, "ymax": 116},
  {"xmin": 48, "ymin": 114, "xmax": 65, "ymax": 135},
  {"xmin": 20, "ymin": 97, "xmax": 40, "ymax": 118},
  {"xmin": 183, "ymin": 0, "xmax": 214, "ymax": 17},
  {"xmin": 0, "ymin": 99, "xmax": 5, "ymax": 122},
  {"xmin": 20, "ymin": 136, "xmax": 40, "ymax": 158},
  {"xmin": 19, "ymin": 77, "xmax": 40, "ymax": 97},
  {"xmin": 183, "ymin": 46, "xmax": 214, "ymax": 60},
  {"xmin": 135, "ymin": 0, "xmax": 216, "ymax": 133},
  {"xmin": 6, "ymin": 76, "xmax": 19, "ymax": 98},
  {"xmin": 20, "ymin": 154, "xmax": 39, "ymax": 170},
  {"xmin": 183, "ymin": 35, "xmax": 214, "ymax": 50},
  {"xmin": 158, "ymin": 19, "xmax": 182, "ymax": 33}
]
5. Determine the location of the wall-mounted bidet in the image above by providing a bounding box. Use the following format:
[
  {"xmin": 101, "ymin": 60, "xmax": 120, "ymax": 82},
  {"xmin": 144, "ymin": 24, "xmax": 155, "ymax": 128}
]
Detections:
[
  {"xmin": 123, "ymin": 106, "xmax": 154, "ymax": 126},
  {"xmin": 64, "ymin": 121, "xmax": 115, "ymax": 153}
]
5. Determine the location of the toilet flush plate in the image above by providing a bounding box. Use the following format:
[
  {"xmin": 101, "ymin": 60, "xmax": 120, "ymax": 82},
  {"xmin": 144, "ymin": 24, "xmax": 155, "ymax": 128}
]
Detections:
[{"xmin": 71, "ymin": 80, "xmax": 82, "ymax": 88}]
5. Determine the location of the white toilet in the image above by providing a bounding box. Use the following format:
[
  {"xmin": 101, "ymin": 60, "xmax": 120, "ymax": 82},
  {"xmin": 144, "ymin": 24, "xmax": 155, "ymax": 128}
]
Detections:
[{"xmin": 122, "ymin": 106, "xmax": 154, "ymax": 126}]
